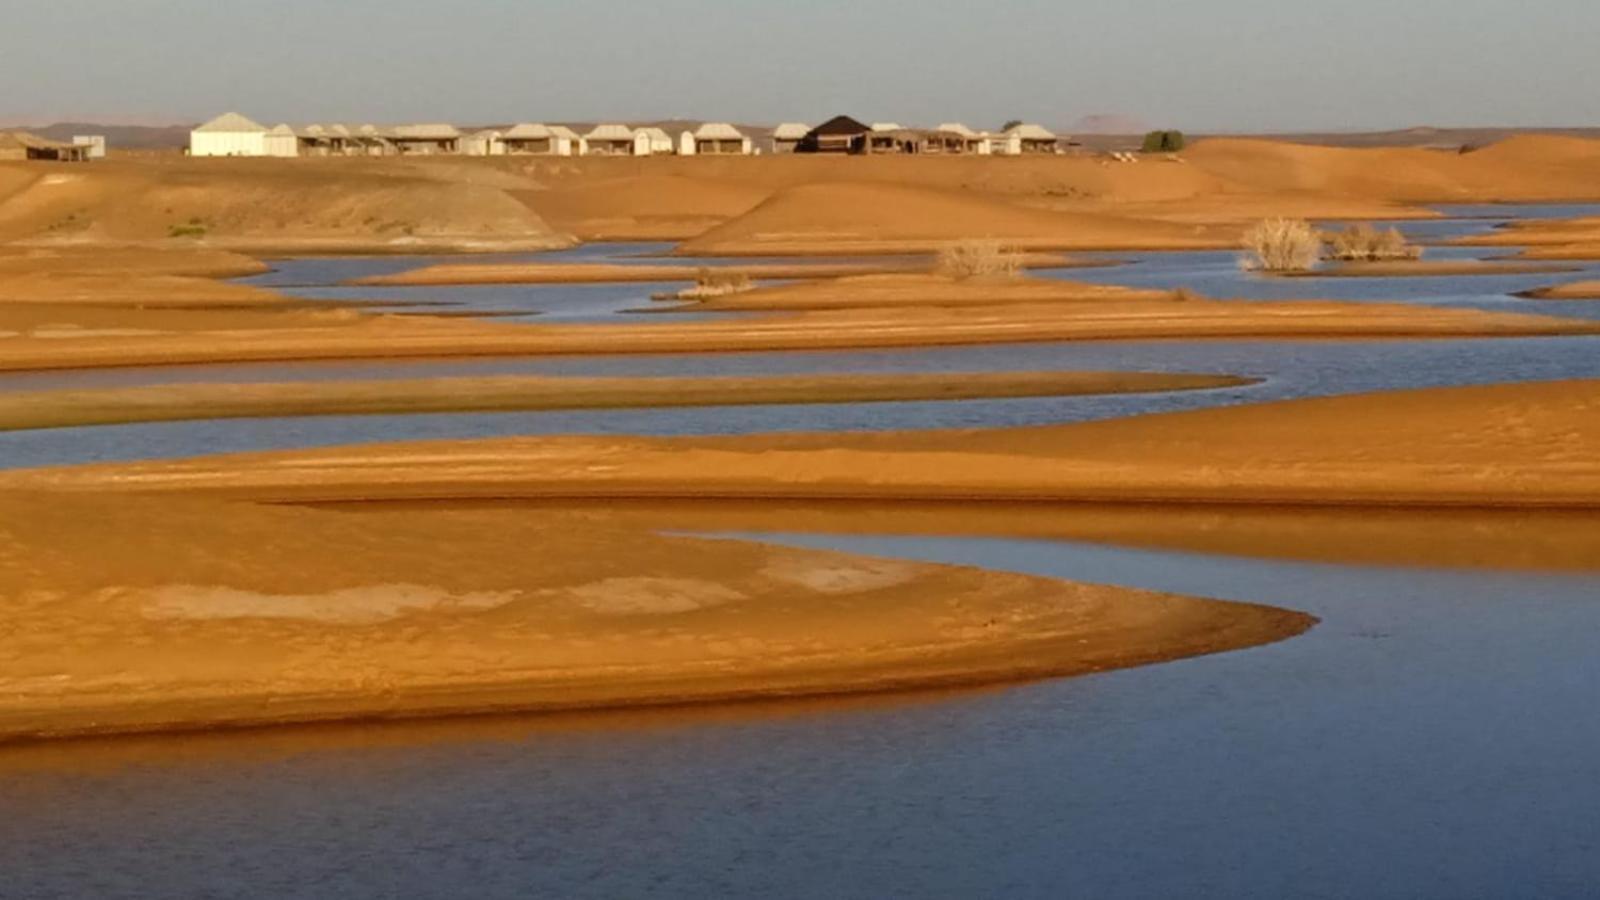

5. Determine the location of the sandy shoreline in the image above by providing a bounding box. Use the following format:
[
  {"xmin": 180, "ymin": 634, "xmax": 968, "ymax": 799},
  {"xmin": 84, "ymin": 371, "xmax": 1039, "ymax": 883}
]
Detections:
[
  {"xmin": 2, "ymin": 298, "xmax": 1594, "ymax": 373},
  {"xmin": 0, "ymin": 493, "xmax": 1311, "ymax": 742},
  {"xmin": 0, "ymin": 370, "xmax": 1252, "ymax": 432},
  {"xmin": 22, "ymin": 378, "xmax": 1592, "ymax": 509}
]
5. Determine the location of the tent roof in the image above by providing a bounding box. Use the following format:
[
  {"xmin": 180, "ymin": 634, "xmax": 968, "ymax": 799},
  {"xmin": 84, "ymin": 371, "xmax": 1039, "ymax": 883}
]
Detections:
[
  {"xmin": 694, "ymin": 122, "xmax": 745, "ymax": 140},
  {"xmin": 773, "ymin": 123, "xmax": 811, "ymax": 139},
  {"xmin": 504, "ymin": 123, "xmax": 554, "ymax": 139},
  {"xmin": 585, "ymin": 124, "xmax": 635, "ymax": 140},
  {"xmin": 0, "ymin": 131, "xmax": 81, "ymax": 152},
  {"xmin": 394, "ymin": 124, "xmax": 461, "ymax": 139},
  {"xmin": 193, "ymin": 112, "xmax": 268, "ymax": 134},
  {"xmin": 808, "ymin": 115, "xmax": 870, "ymax": 137},
  {"xmin": 1004, "ymin": 123, "xmax": 1057, "ymax": 140},
  {"xmin": 936, "ymin": 123, "xmax": 980, "ymax": 137}
]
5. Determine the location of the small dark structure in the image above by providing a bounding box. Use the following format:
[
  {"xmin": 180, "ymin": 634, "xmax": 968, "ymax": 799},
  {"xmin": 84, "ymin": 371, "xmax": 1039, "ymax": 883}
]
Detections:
[
  {"xmin": 0, "ymin": 131, "xmax": 90, "ymax": 162},
  {"xmin": 797, "ymin": 116, "xmax": 871, "ymax": 154}
]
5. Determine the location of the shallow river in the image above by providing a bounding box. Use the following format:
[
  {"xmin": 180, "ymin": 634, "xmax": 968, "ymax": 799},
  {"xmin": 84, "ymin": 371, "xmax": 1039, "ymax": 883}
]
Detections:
[{"xmin": 3, "ymin": 207, "xmax": 1600, "ymax": 898}]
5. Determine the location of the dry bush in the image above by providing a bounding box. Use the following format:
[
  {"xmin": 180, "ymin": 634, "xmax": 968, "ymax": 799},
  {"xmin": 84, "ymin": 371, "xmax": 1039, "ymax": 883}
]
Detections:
[
  {"xmin": 676, "ymin": 267, "xmax": 754, "ymax": 300},
  {"xmin": 1241, "ymin": 218, "xmax": 1321, "ymax": 272},
  {"xmin": 937, "ymin": 239, "xmax": 1023, "ymax": 279},
  {"xmin": 1325, "ymin": 223, "xmax": 1423, "ymax": 262}
]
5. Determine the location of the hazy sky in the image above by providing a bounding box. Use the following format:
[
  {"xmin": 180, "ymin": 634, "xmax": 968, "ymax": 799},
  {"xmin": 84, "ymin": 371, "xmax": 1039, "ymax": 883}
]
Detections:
[{"xmin": 4, "ymin": 0, "xmax": 1597, "ymax": 132}]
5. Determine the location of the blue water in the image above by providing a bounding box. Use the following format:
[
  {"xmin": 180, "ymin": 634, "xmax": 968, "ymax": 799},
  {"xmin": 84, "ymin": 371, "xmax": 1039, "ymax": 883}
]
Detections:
[
  {"xmin": 4, "ymin": 536, "xmax": 1599, "ymax": 899},
  {"xmin": 5, "ymin": 205, "xmax": 1600, "ymax": 898},
  {"xmin": 4, "ymin": 335, "xmax": 1599, "ymax": 469}
]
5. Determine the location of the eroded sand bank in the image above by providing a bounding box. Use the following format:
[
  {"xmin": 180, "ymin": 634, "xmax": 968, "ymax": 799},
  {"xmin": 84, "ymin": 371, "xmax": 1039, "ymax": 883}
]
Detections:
[
  {"xmin": 0, "ymin": 370, "xmax": 1251, "ymax": 432},
  {"xmin": 3, "ymin": 295, "xmax": 1593, "ymax": 373}
]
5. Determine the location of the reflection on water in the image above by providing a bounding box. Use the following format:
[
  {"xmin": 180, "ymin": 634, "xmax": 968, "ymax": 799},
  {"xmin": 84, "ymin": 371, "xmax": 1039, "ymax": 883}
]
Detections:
[{"xmin": 4, "ymin": 534, "xmax": 1600, "ymax": 898}]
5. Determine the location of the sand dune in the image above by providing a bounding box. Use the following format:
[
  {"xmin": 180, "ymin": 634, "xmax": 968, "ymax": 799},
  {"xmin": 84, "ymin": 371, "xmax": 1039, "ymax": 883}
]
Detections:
[
  {"xmin": 518, "ymin": 172, "xmax": 771, "ymax": 240},
  {"xmin": 0, "ymin": 159, "xmax": 571, "ymax": 253},
  {"xmin": 677, "ymin": 181, "xmax": 1229, "ymax": 255}
]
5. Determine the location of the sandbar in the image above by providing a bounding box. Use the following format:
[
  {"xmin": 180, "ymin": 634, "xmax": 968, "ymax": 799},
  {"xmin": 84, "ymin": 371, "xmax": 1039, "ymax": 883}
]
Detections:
[
  {"xmin": 0, "ymin": 370, "xmax": 1252, "ymax": 432},
  {"xmin": 0, "ymin": 493, "xmax": 1310, "ymax": 742}
]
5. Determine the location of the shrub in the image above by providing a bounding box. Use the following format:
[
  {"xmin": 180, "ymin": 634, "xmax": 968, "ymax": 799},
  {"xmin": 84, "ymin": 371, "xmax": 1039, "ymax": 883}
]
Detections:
[
  {"xmin": 1325, "ymin": 223, "xmax": 1422, "ymax": 262},
  {"xmin": 1141, "ymin": 130, "xmax": 1187, "ymax": 153},
  {"xmin": 1241, "ymin": 218, "xmax": 1320, "ymax": 272},
  {"xmin": 168, "ymin": 221, "xmax": 207, "ymax": 239},
  {"xmin": 937, "ymin": 239, "xmax": 1023, "ymax": 279},
  {"xmin": 676, "ymin": 267, "xmax": 754, "ymax": 300}
]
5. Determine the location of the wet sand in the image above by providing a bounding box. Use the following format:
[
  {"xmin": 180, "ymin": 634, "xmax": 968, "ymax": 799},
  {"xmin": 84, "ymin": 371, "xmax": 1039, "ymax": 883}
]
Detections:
[
  {"xmin": 461, "ymin": 499, "xmax": 1600, "ymax": 574},
  {"xmin": 0, "ymin": 370, "xmax": 1251, "ymax": 431},
  {"xmin": 1294, "ymin": 260, "xmax": 1583, "ymax": 278},
  {"xmin": 4, "ymin": 297, "xmax": 1595, "ymax": 373}
]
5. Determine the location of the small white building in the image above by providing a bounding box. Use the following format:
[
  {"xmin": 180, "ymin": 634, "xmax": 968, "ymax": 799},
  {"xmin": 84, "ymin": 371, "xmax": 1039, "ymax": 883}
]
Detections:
[
  {"xmin": 391, "ymin": 124, "xmax": 462, "ymax": 155},
  {"xmin": 633, "ymin": 127, "xmax": 674, "ymax": 156},
  {"xmin": 936, "ymin": 123, "xmax": 991, "ymax": 155},
  {"xmin": 264, "ymin": 124, "xmax": 299, "ymax": 157},
  {"xmin": 464, "ymin": 129, "xmax": 506, "ymax": 156},
  {"xmin": 771, "ymin": 123, "xmax": 809, "ymax": 153},
  {"xmin": 686, "ymin": 122, "xmax": 752, "ymax": 156},
  {"xmin": 501, "ymin": 123, "xmax": 575, "ymax": 156},
  {"xmin": 71, "ymin": 135, "xmax": 107, "ymax": 159},
  {"xmin": 582, "ymin": 124, "xmax": 636, "ymax": 156},
  {"xmin": 548, "ymin": 125, "xmax": 581, "ymax": 155},
  {"xmin": 999, "ymin": 123, "xmax": 1059, "ymax": 155},
  {"xmin": 190, "ymin": 112, "xmax": 270, "ymax": 157}
]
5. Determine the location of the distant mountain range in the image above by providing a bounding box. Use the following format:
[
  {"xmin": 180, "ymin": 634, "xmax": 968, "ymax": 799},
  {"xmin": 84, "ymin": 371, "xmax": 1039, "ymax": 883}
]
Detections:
[{"xmin": 16, "ymin": 122, "xmax": 194, "ymax": 150}]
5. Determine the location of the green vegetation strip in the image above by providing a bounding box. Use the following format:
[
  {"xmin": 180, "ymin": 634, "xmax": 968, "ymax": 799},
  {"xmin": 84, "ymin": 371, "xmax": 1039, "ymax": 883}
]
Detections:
[{"xmin": 0, "ymin": 371, "xmax": 1255, "ymax": 432}]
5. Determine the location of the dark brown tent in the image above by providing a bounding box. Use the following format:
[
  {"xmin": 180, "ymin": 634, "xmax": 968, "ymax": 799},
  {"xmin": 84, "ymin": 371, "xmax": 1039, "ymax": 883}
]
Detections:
[{"xmin": 798, "ymin": 116, "xmax": 870, "ymax": 154}]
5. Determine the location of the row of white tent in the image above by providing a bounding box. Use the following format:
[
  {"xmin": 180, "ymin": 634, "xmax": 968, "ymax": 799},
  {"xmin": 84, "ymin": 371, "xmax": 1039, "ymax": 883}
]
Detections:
[
  {"xmin": 188, "ymin": 113, "xmax": 1065, "ymax": 158},
  {"xmin": 188, "ymin": 113, "xmax": 759, "ymax": 158}
]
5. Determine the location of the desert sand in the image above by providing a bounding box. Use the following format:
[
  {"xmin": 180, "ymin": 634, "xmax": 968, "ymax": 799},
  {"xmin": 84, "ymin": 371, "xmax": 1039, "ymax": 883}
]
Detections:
[
  {"xmin": 0, "ymin": 492, "xmax": 1311, "ymax": 741},
  {"xmin": 1522, "ymin": 280, "xmax": 1600, "ymax": 300},
  {"xmin": 7, "ymin": 135, "xmax": 1600, "ymax": 740},
  {"xmin": 501, "ymin": 500, "xmax": 1600, "ymax": 574}
]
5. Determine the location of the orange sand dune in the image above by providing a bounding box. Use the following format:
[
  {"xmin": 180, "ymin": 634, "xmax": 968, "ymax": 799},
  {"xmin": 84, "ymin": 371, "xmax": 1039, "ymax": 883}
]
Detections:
[
  {"xmin": 518, "ymin": 172, "xmax": 771, "ymax": 241},
  {"xmin": 0, "ymin": 493, "xmax": 1309, "ymax": 741},
  {"xmin": 0, "ymin": 158, "xmax": 571, "ymax": 253},
  {"xmin": 1186, "ymin": 135, "xmax": 1600, "ymax": 203},
  {"xmin": 676, "ymin": 181, "xmax": 1229, "ymax": 255}
]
